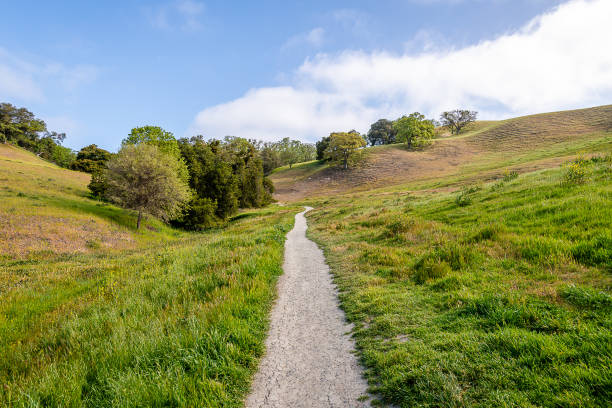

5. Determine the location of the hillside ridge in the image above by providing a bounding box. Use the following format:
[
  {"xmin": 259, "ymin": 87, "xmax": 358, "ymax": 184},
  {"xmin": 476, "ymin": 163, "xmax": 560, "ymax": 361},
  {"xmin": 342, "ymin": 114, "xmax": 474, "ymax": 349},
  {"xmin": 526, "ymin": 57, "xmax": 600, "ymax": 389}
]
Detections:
[{"xmin": 271, "ymin": 104, "xmax": 612, "ymax": 201}]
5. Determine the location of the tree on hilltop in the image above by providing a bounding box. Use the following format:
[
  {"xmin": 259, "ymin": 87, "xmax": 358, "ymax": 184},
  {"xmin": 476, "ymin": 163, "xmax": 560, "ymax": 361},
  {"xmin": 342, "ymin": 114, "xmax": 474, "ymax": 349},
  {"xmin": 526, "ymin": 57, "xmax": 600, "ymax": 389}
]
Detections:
[
  {"xmin": 440, "ymin": 110, "xmax": 478, "ymax": 134},
  {"xmin": 105, "ymin": 144, "xmax": 191, "ymax": 229},
  {"xmin": 393, "ymin": 112, "xmax": 435, "ymax": 149},
  {"xmin": 72, "ymin": 144, "xmax": 112, "ymax": 173},
  {"xmin": 367, "ymin": 119, "xmax": 397, "ymax": 146},
  {"xmin": 324, "ymin": 131, "xmax": 366, "ymax": 169}
]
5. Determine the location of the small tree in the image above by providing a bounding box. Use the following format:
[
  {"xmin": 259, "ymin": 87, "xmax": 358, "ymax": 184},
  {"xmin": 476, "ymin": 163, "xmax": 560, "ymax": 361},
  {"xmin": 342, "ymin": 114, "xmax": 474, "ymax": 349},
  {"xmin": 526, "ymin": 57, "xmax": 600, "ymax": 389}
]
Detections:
[
  {"xmin": 123, "ymin": 125, "xmax": 189, "ymax": 182},
  {"xmin": 367, "ymin": 119, "xmax": 397, "ymax": 146},
  {"xmin": 324, "ymin": 131, "xmax": 366, "ymax": 169},
  {"xmin": 393, "ymin": 113, "xmax": 435, "ymax": 149},
  {"xmin": 439, "ymin": 110, "xmax": 478, "ymax": 135},
  {"xmin": 105, "ymin": 144, "xmax": 191, "ymax": 229},
  {"xmin": 72, "ymin": 144, "xmax": 112, "ymax": 173}
]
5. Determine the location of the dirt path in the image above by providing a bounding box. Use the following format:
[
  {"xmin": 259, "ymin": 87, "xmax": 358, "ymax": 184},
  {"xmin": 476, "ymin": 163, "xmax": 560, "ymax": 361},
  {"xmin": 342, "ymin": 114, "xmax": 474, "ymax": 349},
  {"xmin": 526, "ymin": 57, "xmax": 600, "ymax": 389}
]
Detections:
[{"xmin": 246, "ymin": 207, "xmax": 370, "ymax": 408}]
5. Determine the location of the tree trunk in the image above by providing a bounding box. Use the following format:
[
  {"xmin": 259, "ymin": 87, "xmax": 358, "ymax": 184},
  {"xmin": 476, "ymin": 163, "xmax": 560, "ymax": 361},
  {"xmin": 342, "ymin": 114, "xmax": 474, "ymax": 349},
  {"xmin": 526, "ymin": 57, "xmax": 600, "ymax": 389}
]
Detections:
[{"xmin": 137, "ymin": 210, "xmax": 142, "ymax": 230}]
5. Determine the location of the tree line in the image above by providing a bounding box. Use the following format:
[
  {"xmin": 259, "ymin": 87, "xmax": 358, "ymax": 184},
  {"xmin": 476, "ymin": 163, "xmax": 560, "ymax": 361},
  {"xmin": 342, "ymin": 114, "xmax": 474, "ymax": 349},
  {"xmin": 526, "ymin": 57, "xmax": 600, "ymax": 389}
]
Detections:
[
  {"xmin": 0, "ymin": 103, "xmax": 76, "ymax": 168},
  {"xmin": 313, "ymin": 109, "xmax": 477, "ymax": 169},
  {"xmin": 2, "ymin": 101, "xmax": 476, "ymax": 229}
]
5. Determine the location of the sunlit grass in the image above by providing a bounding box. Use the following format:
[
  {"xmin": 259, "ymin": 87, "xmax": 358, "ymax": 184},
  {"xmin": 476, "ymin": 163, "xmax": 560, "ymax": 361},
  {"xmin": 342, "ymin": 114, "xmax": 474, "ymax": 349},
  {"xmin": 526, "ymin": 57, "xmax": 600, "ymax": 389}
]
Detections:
[
  {"xmin": 0, "ymin": 143, "xmax": 302, "ymax": 406},
  {"xmin": 306, "ymin": 157, "xmax": 611, "ymax": 407}
]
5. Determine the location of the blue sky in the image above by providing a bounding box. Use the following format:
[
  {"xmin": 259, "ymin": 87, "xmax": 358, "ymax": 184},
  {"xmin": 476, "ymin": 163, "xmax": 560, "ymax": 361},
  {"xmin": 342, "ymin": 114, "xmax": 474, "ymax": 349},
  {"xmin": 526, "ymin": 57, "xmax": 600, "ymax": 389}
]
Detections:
[{"xmin": 1, "ymin": 0, "xmax": 610, "ymax": 151}]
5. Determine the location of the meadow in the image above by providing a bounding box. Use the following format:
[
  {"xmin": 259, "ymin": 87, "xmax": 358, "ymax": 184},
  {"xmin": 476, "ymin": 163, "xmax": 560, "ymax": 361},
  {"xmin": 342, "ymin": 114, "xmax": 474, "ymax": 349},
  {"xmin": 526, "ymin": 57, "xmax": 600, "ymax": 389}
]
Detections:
[
  {"xmin": 0, "ymin": 144, "xmax": 299, "ymax": 407},
  {"xmin": 305, "ymin": 156, "xmax": 611, "ymax": 407}
]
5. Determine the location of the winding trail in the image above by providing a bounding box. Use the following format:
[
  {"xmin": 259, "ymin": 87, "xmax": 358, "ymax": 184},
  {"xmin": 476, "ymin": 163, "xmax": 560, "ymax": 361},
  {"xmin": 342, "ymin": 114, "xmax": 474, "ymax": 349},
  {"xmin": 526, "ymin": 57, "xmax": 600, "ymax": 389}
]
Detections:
[{"xmin": 246, "ymin": 207, "xmax": 370, "ymax": 408}]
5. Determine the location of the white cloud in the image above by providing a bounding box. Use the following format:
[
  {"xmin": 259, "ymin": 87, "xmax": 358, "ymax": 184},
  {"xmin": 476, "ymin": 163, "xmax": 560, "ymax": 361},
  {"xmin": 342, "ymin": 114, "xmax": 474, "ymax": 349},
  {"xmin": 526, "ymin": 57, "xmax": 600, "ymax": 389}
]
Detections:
[
  {"xmin": 282, "ymin": 28, "xmax": 325, "ymax": 50},
  {"xmin": 191, "ymin": 0, "xmax": 612, "ymax": 142},
  {"xmin": 147, "ymin": 0, "xmax": 205, "ymax": 32},
  {"xmin": 0, "ymin": 48, "xmax": 99, "ymax": 103}
]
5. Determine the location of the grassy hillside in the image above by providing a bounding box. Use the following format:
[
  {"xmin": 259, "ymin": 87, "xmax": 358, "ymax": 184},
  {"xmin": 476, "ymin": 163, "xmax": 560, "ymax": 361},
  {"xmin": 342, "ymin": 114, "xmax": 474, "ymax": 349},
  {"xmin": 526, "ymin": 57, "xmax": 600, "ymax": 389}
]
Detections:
[
  {"xmin": 306, "ymin": 157, "xmax": 611, "ymax": 407},
  {"xmin": 0, "ymin": 144, "xmax": 300, "ymax": 406},
  {"xmin": 272, "ymin": 105, "xmax": 612, "ymax": 407},
  {"xmin": 271, "ymin": 105, "xmax": 612, "ymax": 201},
  {"xmin": 0, "ymin": 144, "xmax": 178, "ymax": 260}
]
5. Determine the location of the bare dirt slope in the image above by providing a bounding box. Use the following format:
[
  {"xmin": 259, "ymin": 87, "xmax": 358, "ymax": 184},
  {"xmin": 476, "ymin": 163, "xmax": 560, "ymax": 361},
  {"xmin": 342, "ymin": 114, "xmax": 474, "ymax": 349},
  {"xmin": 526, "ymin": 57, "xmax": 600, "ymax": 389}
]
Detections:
[
  {"xmin": 271, "ymin": 105, "xmax": 612, "ymax": 202},
  {"xmin": 246, "ymin": 208, "xmax": 370, "ymax": 408}
]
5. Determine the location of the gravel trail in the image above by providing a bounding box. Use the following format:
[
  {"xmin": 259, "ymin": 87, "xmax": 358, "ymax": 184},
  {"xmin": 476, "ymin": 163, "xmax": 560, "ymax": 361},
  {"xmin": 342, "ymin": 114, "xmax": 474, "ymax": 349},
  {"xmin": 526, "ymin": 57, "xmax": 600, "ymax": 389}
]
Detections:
[{"xmin": 246, "ymin": 207, "xmax": 370, "ymax": 408}]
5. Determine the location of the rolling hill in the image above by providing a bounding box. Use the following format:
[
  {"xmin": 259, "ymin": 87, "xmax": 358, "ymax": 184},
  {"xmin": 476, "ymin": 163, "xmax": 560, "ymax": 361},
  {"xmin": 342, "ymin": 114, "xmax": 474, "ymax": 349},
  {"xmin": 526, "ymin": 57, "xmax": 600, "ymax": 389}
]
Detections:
[
  {"xmin": 278, "ymin": 105, "xmax": 612, "ymax": 406},
  {"xmin": 271, "ymin": 105, "xmax": 612, "ymax": 201},
  {"xmin": 0, "ymin": 144, "xmax": 299, "ymax": 407}
]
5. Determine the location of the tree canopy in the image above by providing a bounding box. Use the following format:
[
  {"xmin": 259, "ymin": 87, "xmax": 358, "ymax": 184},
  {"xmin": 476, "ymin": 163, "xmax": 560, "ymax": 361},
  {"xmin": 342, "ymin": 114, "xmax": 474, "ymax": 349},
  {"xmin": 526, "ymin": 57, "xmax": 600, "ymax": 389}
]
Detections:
[
  {"xmin": 393, "ymin": 112, "xmax": 435, "ymax": 149},
  {"xmin": 72, "ymin": 144, "xmax": 112, "ymax": 173},
  {"xmin": 174, "ymin": 136, "xmax": 273, "ymax": 230},
  {"xmin": 105, "ymin": 144, "xmax": 191, "ymax": 229},
  {"xmin": 122, "ymin": 126, "xmax": 189, "ymax": 182},
  {"xmin": 440, "ymin": 110, "xmax": 478, "ymax": 134},
  {"xmin": 0, "ymin": 102, "xmax": 75, "ymax": 168},
  {"xmin": 324, "ymin": 131, "xmax": 366, "ymax": 169},
  {"xmin": 367, "ymin": 119, "xmax": 397, "ymax": 146},
  {"xmin": 316, "ymin": 136, "xmax": 330, "ymax": 160}
]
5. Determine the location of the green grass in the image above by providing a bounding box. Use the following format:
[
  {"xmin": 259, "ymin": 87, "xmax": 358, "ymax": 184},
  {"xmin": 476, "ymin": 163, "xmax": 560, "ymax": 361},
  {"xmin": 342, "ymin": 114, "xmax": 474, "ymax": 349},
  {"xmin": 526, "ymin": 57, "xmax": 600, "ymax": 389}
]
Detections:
[
  {"xmin": 305, "ymin": 156, "xmax": 612, "ymax": 407},
  {"xmin": 0, "ymin": 143, "xmax": 302, "ymax": 406},
  {"xmin": 0, "ymin": 206, "xmax": 298, "ymax": 407}
]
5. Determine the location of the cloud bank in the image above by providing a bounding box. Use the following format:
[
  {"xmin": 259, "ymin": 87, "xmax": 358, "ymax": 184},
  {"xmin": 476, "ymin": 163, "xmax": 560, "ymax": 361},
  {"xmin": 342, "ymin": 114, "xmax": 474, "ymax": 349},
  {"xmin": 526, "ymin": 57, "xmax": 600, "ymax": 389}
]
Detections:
[{"xmin": 191, "ymin": 0, "xmax": 612, "ymax": 142}]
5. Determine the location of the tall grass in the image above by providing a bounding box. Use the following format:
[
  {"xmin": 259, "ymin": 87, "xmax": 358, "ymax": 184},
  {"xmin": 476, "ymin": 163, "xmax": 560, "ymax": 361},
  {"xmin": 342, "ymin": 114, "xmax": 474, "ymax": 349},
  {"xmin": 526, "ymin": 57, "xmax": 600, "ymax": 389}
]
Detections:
[
  {"xmin": 306, "ymin": 157, "xmax": 611, "ymax": 407},
  {"xmin": 1, "ymin": 206, "xmax": 296, "ymax": 407}
]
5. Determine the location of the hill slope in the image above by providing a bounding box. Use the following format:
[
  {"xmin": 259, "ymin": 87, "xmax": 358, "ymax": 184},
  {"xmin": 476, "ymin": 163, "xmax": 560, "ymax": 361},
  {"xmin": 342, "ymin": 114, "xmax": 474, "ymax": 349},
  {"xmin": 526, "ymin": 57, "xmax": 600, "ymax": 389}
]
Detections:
[
  {"xmin": 0, "ymin": 144, "xmax": 176, "ymax": 259},
  {"xmin": 271, "ymin": 105, "xmax": 612, "ymax": 201},
  {"xmin": 0, "ymin": 144, "xmax": 300, "ymax": 406},
  {"xmin": 285, "ymin": 105, "xmax": 612, "ymax": 407}
]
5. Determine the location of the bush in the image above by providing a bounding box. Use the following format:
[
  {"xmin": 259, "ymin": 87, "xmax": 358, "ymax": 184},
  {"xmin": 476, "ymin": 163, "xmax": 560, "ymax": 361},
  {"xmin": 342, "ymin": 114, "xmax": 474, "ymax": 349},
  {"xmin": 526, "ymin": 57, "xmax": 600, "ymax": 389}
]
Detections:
[
  {"xmin": 455, "ymin": 185, "xmax": 480, "ymax": 207},
  {"xmin": 176, "ymin": 198, "xmax": 219, "ymax": 230},
  {"xmin": 503, "ymin": 170, "xmax": 519, "ymax": 182},
  {"xmin": 88, "ymin": 171, "xmax": 108, "ymax": 199},
  {"xmin": 562, "ymin": 157, "xmax": 588, "ymax": 185}
]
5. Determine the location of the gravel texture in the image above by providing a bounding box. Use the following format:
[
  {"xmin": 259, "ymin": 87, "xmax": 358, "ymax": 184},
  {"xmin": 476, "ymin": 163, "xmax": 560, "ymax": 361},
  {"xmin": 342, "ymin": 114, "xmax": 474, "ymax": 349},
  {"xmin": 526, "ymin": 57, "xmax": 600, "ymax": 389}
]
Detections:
[{"xmin": 246, "ymin": 207, "xmax": 370, "ymax": 408}]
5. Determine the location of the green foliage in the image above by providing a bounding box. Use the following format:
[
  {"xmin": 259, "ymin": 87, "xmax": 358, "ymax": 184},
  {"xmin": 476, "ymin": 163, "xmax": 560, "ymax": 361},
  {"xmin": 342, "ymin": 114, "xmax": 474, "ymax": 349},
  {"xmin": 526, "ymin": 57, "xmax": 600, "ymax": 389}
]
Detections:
[
  {"xmin": 122, "ymin": 125, "xmax": 189, "ymax": 182},
  {"xmin": 87, "ymin": 170, "xmax": 108, "ymax": 199},
  {"xmin": 72, "ymin": 144, "xmax": 112, "ymax": 173},
  {"xmin": 0, "ymin": 102, "xmax": 75, "ymax": 168},
  {"xmin": 105, "ymin": 144, "xmax": 191, "ymax": 228},
  {"xmin": 177, "ymin": 197, "xmax": 219, "ymax": 230},
  {"xmin": 367, "ymin": 119, "xmax": 397, "ymax": 146},
  {"xmin": 562, "ymin": 156, "xmax": 588, "ymax": 184},
  {"xmin": 455, "ymin": 185, "xmax": 480, "ymax": 207},
  {"xmin": 123, "ymin": 126, "xmax": 180, "ymax": 158},
  {"xmin": 324, "ymin": 131, "xmax": 367, "ymax": 169},
  {"xmin": 393, "ymin": 112, "xmax": 435, "ymax": 149},
  {"xmin": 175, "ymin": 136, "xmax": 272, "ymax": 230},
  {"xmin": 316, "ymin": 135, "xmax": 331, "ymax": 160}
]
